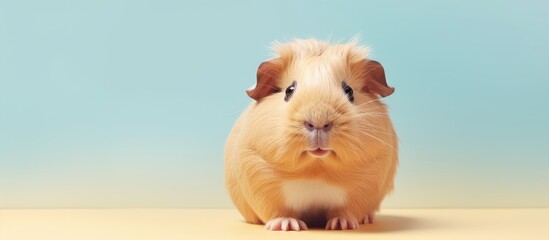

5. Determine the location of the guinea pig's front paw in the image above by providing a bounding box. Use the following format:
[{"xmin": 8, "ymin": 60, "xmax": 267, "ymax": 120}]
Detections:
[
  {"xmin": 325, "ymin": 216, "xmax": 359, "ymax": 230},
  {"xmin": 362, "ymin": 213, "xmax": 375, "ymax": 224},
  {"xmin": 265, "ymin": 217, "xmax": 308, "ymax": 231}
]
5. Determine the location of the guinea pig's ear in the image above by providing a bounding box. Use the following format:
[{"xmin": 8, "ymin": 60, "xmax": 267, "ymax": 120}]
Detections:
[
  {"xmin": 358, "ymin": 60, "xmax": 395, "ymax": 98},
  {"xmin": 246, "ymin": 60, "xmax": 283, "ymax": 101}
]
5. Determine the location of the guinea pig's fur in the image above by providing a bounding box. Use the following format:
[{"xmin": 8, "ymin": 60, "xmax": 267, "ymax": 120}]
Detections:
[{"xmin": 225, "ymin": 39, "xmax": 398, "ymax": 231}]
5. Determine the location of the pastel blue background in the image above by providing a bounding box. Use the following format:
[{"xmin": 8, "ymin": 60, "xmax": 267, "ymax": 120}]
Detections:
[{"xmin": 1, "ymin": 0, "xmax": 548, "ymax": 208}]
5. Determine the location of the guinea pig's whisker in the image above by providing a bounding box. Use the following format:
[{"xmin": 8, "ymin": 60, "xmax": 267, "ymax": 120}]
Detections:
[
  {"xmin": 341, "ymin": 122, "xmax": 395, "ymax": 148},
  {"xmin": 354, "ymin": 111, "xmax": 390, "ymax": 118},
  {"xmin": 353, "ymin": 111, "xmax": 389, "ymax": 117},
  {"xmin": 358, "ymin": 126, "xmax": 392, "ymax": 136},
  {"xmin": 362, "ymin": 105, "xmax": 386, "ymax": 111},
  {"xmin": 342, "ymin": 106, "xmax": 387, "ymax": 118},
  {"xmin": 339, "ymin": 110, "xmax": 385, "ymax": 120},
  {"xmin": 339, "ymin": 132, "xmax": 372, "ymax": 153},
  {"xmin": 353, "ymin": 99, "xmax": 382, "ymax": 108},
  {"xmin": 359, "ymin": 127, "xmax": 388, "ymax": 136},
  {"xmin": 361, "ymin": 98, "xmax": 381, "ymax": 105},
  {"xmin": 338, "ymin": 130, "xmax": 362, "ymax": 142},
  {"xmin": 356, "ymin": 113, "xmax": 390, "ymax": 119},
  {"xmin": 361, "ymin": 131, "xmax": 397, "ymax": 151},
  {"xmin": 356, "ymin": 118, "xmax": 386, "ymax": 128},
  {"xmin": 338, "ymin": 124, "xmax": 393, "ymax": 147},
  {"xmin": 354, "ymin": 105, "xmax": 387, "ymax": 113}
]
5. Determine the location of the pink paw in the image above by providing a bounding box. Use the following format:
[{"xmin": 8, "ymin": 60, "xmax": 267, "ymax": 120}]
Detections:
[
  {"xmin": 265, "ymin": 217, "xmax": 308, "ymax": 231},
  {"xmin": 325, "ymin": 216, "xmax": 359, "ymax": 230},
  {"xmin": 362, "ymin": 213, "xmax": 375, "ymax": 224}
]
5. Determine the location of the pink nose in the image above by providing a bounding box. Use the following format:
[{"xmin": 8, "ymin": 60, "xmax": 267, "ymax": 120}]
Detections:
[{"xmin": 304, "ymin": 121, "xmax": 333, "ymax": 132}]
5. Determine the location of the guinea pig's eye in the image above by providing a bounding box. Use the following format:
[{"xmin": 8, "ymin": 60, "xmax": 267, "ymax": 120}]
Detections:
[
  {"xmin": 284, "ymin": 81, "xmax": 296, "ymax": 102},
  {"xmin": 342, "ymin": 81, "xmax": 354, "ymax": 102}
]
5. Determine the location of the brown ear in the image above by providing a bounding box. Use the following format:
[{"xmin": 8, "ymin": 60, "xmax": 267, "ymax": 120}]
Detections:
[
  {"xmin": 246, "ymin": 60, "xmax": 283, "ymax": 101},
  {"xmin": 358, "ymin": 60, "xmax": 395, "ymax": 98}
]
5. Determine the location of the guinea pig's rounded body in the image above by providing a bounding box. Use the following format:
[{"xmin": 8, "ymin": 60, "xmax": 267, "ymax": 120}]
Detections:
[{"xmin": 225, "ymin": 39, "xmax": 398, "ymax": 231}]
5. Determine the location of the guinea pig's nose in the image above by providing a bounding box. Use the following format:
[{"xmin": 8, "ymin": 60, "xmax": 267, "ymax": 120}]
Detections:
[{"xmin": 304, "ymin": 121, "xmax": 333, "ymax": 132}]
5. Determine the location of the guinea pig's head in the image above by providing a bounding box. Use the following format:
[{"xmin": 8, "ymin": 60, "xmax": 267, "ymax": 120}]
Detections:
[{"xmin": 246, "ymin": 39, "xmax": 395, "ymax": 172}]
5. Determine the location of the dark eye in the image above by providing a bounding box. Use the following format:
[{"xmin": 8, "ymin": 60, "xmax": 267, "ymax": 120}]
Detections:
[
  {"xmin": 342, "ymin": 81, "xmax": 354, "ymax": 102},
  {"xmin": 284, "ymin": 81, "xmax": 296, "ymax": 102}
]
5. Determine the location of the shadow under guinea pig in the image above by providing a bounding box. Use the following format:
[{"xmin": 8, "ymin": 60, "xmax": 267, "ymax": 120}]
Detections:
[
  {"xmin": 298, "ymin": 213, "xmax": 431, "ymax": 232},
  {"xmin": 353, "ymin": 214, "xmax": 428, "ymax": 233}
]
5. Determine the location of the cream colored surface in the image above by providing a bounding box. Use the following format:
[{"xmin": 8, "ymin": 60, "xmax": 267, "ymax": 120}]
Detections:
[{"xmin": 0, "ymin": 208, "xmax": 547, "ymax": 240}]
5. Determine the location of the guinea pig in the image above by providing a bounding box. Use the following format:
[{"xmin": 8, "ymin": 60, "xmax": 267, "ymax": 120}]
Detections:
[{"xmin": 224, "ymin": 39, "xmax": 397, "ymax": 231}]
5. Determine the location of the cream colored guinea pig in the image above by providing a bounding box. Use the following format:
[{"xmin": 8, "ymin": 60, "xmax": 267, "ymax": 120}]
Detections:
[{"xmin": 224, "ymin": 39, "xmax": 397, "ymax": 231}]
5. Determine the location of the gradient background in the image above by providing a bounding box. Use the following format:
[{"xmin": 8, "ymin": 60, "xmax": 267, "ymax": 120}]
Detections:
[{"xmin": 1, "ymin": 0, "xmax": 548, "ymax": 208}]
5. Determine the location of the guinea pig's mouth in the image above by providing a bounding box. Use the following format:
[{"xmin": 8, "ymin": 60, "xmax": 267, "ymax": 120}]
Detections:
[{"xmin": 307, "ymin": 148, "xmax": 331, "ymax": 157}]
